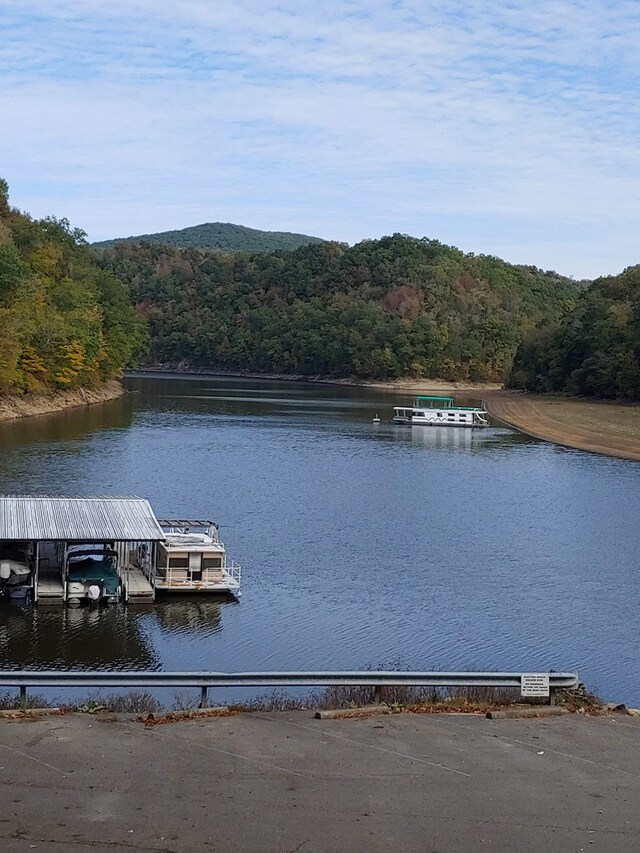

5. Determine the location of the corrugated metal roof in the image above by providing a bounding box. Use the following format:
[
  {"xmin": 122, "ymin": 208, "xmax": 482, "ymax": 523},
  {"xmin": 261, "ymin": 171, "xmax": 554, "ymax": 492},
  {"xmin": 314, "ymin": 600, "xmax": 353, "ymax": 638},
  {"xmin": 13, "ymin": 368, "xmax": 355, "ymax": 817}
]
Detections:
[{"xmin": 0, "ymin": 496, "xmax": 166, "ymax": 542}]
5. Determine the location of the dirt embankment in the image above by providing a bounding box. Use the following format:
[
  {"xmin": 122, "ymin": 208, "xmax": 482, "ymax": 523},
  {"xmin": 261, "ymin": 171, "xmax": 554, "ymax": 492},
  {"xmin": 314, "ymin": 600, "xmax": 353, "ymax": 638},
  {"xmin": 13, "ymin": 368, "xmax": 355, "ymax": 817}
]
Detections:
[
  {"xmin": 332, "ymin": 377, "xmax": 502, "ymax": 393},
  {"xmin": 132, "ymin": 366, "xmax": 502, "ymax": 393},
  {"xmin": 484, "ymin": 391, "xmax": 640, "ymax": 462},
  {"xmin": 0, "ymin": 380, "xmax": 125, "ymax": 423}
]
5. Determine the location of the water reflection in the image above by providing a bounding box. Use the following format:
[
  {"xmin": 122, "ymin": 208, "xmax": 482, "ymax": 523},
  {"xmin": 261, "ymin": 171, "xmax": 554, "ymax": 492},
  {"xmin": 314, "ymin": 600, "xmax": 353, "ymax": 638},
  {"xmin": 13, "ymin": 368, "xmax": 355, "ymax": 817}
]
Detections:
[
  {"xmin": 389, "ymin": 424, "xmax": 514, "ymax": 452},
  {"xmin": 0, "ymin": 392, "xmax": 134, "ymax": 450},
  {"xmin": 151, "ymin": 597, "xmax": 226, "ymax": 637},
  {"xmin": 0, "ymin": 603, "xmax": 157, "ymax": 670},
  {"xmin": 1, "ymin": 374, "xmax": 640, "ymax": 704}
]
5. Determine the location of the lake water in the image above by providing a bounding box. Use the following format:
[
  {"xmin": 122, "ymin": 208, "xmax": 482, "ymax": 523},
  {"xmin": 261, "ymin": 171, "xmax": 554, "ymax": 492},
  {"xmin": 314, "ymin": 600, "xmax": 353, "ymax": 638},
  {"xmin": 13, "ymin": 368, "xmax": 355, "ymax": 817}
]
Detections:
[{"xmin": 1, "ymin": 373, "xmax": 639, "ymax": 704}]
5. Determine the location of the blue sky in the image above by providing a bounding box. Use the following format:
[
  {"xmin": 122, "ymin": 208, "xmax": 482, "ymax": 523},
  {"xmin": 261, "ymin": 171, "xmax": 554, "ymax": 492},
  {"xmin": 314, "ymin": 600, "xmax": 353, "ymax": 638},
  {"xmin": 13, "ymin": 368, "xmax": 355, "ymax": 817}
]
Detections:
[{"xmin": 1, "ymin": 0, "xmax": 638, "ymax": 278}]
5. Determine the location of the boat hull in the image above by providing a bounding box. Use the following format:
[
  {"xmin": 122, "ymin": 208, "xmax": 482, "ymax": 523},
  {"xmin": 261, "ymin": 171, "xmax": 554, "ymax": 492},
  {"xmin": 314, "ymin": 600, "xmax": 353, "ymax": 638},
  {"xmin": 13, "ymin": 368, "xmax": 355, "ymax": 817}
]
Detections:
[
  {"xmin": 399, "ymin": 419, "xmax": 487, "ymax": 428},
  {"xmin": 393, "ymin": 410, "xmax": 489, "ymax": 427}
]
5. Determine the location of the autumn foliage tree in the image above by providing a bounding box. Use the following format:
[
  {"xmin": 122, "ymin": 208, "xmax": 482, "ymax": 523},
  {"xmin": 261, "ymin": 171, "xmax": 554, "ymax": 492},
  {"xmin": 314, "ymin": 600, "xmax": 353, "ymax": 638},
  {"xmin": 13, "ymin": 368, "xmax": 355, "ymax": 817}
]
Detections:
[
  {"xmin": 99, "ymin": 234, "xmax": 578, "ymax": 382},
  {"xmin": 0, "ymin": 179, "xmax": 144, "ymax": 393}
]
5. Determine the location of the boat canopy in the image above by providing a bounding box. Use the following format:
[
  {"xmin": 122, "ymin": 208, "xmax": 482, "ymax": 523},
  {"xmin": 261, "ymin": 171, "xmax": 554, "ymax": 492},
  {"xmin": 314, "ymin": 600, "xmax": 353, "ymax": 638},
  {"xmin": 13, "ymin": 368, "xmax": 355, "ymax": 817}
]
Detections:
[{"xmin": 413, "ymin": 396, "xmax": 455, "ymax": 408}]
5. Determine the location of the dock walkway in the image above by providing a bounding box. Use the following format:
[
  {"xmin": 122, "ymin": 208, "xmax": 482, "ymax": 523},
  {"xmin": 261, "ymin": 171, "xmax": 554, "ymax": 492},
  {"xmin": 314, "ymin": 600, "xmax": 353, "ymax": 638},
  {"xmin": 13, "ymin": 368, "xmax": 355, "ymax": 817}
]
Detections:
[
  {"xmin": 36, "ymin": 560, "xmax": 64, "ymax": 601},
  {"xmin": 123, "ymin": 566, "xmax": 155, "ymax": 602}
]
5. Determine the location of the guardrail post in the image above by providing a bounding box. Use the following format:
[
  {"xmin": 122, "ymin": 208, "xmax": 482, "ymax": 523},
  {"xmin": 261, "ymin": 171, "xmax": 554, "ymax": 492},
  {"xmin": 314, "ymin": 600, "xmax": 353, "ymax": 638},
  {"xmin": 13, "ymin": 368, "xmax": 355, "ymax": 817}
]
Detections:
[
  {"xmin": 549, "ymin": 687, "xmax": 556, "ymax": 707},
  {"xmin": 199, "ymin": 686, "xmax": 208, "ymax": 709},
  {"xmin": 374, "ymin": 686, "xmax": 382, "ymax": 705},
  {"xmin": 19, "ymin": 685, "xmax": 27, "ymax": 709}
]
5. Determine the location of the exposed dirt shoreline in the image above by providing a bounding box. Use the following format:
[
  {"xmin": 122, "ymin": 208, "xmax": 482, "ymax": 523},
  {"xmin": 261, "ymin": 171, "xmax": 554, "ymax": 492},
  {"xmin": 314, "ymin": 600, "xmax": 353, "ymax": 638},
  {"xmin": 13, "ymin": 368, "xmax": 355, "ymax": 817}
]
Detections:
[
  {"xmin": 483, "ymin": 390, "xmax": 640, "ymax": 462},
  {"xmin": 134, "ymin": 367, "xmax": 640, "ymax": 461},
  {"xmin": 5, "ymin": 368, "xmax": 636, "ymax": 463},
  {"xmin": 131, "ymin": 366, "xmax": 501, "ymax": 392},
  {"xmin": 0, "ymin": 380, "xmax": 125, "ymax": 423}
]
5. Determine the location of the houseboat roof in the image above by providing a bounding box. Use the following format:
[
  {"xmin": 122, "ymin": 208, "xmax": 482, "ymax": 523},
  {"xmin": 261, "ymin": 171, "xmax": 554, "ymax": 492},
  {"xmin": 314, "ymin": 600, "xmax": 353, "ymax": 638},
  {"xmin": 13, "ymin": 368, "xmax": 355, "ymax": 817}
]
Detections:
[
  {"xmin": 0, "ymin": 495, "xmax": 165, "ymax": 542},
  {"xmin": 414, "ymin": 396, "xmax": 454, "ymax": 403},
  {"xmin": 162, "ymin": 532, "xmax": 222, "ymax": 550}
]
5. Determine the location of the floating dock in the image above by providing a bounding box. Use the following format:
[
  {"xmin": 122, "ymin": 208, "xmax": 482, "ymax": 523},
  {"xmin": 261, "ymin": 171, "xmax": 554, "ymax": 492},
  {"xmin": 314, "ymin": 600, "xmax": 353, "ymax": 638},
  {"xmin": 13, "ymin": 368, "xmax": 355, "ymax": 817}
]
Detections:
[{"xmin": 0, "ymin": 495, "xmax": 241, "ymax": 606}]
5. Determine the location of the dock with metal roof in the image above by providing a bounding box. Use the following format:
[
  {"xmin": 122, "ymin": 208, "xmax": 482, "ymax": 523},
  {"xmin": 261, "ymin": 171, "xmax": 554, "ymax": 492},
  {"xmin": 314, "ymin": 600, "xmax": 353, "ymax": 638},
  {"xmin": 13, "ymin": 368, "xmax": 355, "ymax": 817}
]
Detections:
[
  {"xmin": 0, "ymin": 496, "xmax": 165, "ymax": 605},
  {"xmin": 0, "ymin": 495, "xmax": 165, "ymax": 543}
]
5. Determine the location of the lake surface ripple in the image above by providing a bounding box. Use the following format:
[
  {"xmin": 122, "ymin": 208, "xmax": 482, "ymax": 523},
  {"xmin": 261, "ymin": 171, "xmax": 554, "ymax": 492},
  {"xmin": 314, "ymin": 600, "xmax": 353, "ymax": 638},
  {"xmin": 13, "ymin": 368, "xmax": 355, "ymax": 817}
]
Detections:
[{"xmin": 0, "ymin": 374, "xmax": 638, "ymax": 704}]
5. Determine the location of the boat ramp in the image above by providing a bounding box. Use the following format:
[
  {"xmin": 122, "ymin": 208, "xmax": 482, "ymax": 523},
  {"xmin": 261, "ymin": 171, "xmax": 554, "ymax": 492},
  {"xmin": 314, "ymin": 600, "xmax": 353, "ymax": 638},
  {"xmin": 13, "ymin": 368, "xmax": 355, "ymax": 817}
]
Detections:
[{"xmin": 0, "ymin": 495, "xmax": 241, "ymax": 606}]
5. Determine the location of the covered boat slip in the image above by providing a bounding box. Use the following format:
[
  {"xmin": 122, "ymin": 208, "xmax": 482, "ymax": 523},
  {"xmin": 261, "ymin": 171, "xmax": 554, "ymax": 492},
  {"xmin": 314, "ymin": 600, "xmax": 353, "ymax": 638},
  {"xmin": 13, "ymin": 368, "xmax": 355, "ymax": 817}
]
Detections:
[
  {"xmin": 0, "ymin": 496, "xmax": 163, "ymax": 605},
  {"xmin": 0, "ymin": 497, "xmax": 242, "ymax": 604}
]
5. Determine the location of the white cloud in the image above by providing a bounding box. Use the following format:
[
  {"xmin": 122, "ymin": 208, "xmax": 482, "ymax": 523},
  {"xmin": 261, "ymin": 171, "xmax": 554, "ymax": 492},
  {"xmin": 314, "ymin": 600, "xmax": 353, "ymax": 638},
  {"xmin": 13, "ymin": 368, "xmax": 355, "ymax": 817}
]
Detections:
[{"xmin": 1, "ymin": 0, "xmax": 639, "ymax": 276}]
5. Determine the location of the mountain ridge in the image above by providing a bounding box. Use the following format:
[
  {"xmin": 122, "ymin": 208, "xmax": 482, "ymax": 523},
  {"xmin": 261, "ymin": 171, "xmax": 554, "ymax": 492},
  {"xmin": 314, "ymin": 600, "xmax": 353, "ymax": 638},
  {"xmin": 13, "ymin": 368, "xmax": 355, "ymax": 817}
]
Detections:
[{"xmin": 93, "ymin": 221, "xmax": 325, "ymax": 253}]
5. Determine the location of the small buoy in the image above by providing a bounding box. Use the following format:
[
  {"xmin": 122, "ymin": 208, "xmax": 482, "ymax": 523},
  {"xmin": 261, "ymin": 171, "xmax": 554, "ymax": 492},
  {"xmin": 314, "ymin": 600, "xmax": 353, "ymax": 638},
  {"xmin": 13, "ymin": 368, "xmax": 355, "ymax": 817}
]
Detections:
[{"xmin": 373, "ymin": 414, "xmax": 381, "ymax": 424}]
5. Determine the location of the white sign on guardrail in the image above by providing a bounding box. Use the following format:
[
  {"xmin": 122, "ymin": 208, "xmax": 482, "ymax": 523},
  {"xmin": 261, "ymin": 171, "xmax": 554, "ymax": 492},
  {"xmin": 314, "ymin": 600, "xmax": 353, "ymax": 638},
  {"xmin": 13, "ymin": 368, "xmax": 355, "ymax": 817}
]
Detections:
[{"xmin": 520, "ymin": 674, "xmax": 550, "ymax": 697}]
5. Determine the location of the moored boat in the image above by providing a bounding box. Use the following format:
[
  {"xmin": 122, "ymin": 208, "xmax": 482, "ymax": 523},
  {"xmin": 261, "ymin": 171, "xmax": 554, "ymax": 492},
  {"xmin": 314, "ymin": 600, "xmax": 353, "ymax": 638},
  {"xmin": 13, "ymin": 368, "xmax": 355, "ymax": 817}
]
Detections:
[
  {"xmin": 153, "ymin": 520, "xmax": 241, "ymax": 597},
  {"xmin": 0, "ymin": 558, "xmax": 32, "ymax": 600},
  {"xmin": 393, "ymin": 396, "xmax": 488, "ymax": 427},
  {"xmin": 65, "ymin": 545, "xmax": 122, "ymax": 605}
]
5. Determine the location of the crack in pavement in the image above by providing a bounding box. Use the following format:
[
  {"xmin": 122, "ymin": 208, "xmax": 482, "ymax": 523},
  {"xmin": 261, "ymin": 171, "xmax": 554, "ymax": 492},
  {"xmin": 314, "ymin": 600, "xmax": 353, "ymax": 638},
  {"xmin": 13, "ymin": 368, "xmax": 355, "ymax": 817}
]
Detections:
[
  {"xmin": 432, "ymin": 718, "xmax": 640, "ymax": 781},
  {"xmin": 247, "ymin": 713, "xmax": 472, "ymax": 777},
  {"xmin": 0, "ymin": 829, "xmax": 181, "ymax": 852},
  {"xmin": 122, "ymin": 721, "xmax": 310, "ymax": 779},
  {"xmin": 0, "ymin": 740, "xmax": 67, "ymax": 775}
]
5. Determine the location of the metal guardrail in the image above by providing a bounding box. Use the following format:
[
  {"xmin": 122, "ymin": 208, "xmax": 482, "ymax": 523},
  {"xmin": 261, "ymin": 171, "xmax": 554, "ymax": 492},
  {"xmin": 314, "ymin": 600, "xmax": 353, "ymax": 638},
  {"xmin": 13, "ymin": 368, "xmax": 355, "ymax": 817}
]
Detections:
[{"xmin": 0, "ymin": 670, "xmax": 579, "ymax": 708}]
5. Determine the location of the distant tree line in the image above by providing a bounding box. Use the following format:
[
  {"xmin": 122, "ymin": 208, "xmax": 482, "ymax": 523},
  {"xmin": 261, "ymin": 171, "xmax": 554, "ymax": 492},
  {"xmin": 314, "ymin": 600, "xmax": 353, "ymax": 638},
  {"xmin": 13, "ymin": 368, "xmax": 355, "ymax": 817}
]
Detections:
[
  {"xmin": 0, "ymin": 178, "xmax": 143, "ymax": 393},
  {"xmin": 509, "ymin": 265, "xmax": 640, "ymax": 398},
  {"xmin": 98, "ymin": 235, "xmax": 578, "ymax": 383},
  {"xmin": 13, "ymin": 172, "xmax": 634, "ymax": 400}
]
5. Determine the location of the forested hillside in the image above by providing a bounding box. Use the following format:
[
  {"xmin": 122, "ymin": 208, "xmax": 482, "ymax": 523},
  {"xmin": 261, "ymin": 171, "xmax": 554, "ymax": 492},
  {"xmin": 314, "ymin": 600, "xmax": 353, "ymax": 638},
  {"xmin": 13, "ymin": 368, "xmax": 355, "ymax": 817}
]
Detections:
[
  {"xmin": 98, "ymin": 235, "xmax": 578, "ymax": 382},
  {"xmin": 509, "ymin": 265, "xmax": 640, "ymax": 398},
  {"xmin": 0, "ymin": 179, "xmax": 143, "ymax": 393},
  {"xmin": 93, "ymin": 222, "xmax": 324, "ymax": 253}
]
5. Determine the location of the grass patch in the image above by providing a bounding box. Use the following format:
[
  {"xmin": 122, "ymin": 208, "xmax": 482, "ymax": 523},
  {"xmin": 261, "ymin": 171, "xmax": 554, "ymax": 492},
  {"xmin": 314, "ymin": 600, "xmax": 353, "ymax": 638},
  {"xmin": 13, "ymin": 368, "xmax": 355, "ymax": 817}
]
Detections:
[
  {"xmin": 233, "ymin": 683, "xmax": 526, "ymax": 713},
  {"xmin": 78, "ymin": 690, "xmax": 160, "ymax": 714},
  {"xmin": 0, "ymin": 690, "xmax": 55, "ymax": 710}
]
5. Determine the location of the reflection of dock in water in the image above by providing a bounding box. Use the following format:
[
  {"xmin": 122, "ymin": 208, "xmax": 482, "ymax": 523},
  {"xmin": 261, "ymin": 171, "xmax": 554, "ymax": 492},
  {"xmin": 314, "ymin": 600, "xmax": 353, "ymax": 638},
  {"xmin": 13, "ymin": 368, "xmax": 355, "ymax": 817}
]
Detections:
[
  {"xmin": 0, "ymin": 603, "xmax": 158, "ymax": 670},
  {"xmin": 152, "ymin": 598, "xmax": 226, "ymax": 636}
]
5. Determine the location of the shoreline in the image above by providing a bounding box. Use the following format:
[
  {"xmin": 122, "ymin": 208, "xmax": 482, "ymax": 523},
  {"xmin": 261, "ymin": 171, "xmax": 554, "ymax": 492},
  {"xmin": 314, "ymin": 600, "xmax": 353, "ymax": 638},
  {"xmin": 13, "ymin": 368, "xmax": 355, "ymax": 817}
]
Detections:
[
  {"xmin": 12, "ymin": 369, "xmax": 635, "ymax": 464},
  {"xmin": 483, "ymin": 391, "xmax": 640, "ymax": 462},
  {"xmin": 128, "ymin": 366, "xmax": 501, "ymax": 393},
  {"xmin": 130, "ymin": 367, "xmax": 640, "ymax": 462},
  {"xmin": 0, "ymin": 380, "xmax": 125, "ymax": 424}
]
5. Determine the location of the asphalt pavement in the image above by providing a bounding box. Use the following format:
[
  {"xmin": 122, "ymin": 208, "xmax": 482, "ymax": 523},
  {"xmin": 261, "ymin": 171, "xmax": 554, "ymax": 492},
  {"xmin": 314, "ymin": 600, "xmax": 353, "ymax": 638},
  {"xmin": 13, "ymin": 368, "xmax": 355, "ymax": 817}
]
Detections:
[{"xmin": 0, "ymin": 710, "xmax": 638, "ymax": 852}]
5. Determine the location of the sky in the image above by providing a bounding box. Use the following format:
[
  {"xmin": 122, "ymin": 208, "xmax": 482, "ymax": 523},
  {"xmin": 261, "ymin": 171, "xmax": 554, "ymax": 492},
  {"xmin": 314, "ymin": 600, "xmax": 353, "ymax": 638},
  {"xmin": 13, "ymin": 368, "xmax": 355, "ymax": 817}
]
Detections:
[{"xmin": 1, "ymin": 1, "xmax": 638, "ymax": 278}]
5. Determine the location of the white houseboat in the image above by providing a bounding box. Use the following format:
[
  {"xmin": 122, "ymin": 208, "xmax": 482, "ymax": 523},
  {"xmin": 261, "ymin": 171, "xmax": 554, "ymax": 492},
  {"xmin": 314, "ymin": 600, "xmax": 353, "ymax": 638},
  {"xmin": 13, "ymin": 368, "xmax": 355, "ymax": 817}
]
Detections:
[
  {"xmin": 393, "ymin": 395, "xmax": 489, "ymax": 427},
  {"xmin": 152, "ymin": 520, "xmax": 241, "ymax": 597}
]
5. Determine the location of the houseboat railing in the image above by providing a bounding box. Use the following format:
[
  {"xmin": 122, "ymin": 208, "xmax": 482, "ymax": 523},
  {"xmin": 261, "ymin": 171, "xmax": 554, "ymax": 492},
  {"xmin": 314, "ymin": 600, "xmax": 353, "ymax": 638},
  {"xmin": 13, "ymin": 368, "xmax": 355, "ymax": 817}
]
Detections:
[
  {"xmin": 226, "ymin": 558, "xmax": 241, "ymax": 585},
  {"xmin": 157, "ymin": 559, "xmax": 240, "ymax": 590},
  {"xmin": 0, "ymin": 670, "xmax": 579, "ymax": 708}
]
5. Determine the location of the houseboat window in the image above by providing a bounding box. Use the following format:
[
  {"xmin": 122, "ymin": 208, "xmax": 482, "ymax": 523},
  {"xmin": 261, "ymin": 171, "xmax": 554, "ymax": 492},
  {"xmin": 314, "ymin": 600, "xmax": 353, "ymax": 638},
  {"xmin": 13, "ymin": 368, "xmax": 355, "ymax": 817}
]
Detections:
[
  {"xmin": 459, "ymin": 414, "xmax": 467, "ymax": 418},
  {"xmin": 168, "ymin": 556, "xmax": 189, "ymax": 568},
  {"xmin": 202, "ymin": 556, "xmax": 222, "ymax": 569},
  {"xmin": 437, "ymin": 412, "xmax": 443, "ymax": 417}
]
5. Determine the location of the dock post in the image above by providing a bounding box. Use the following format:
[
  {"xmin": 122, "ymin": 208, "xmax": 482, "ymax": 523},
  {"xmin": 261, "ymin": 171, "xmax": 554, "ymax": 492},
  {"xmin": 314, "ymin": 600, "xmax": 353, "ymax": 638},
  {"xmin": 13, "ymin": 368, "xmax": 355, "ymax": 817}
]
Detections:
[
  {"xmin": 199, "ymin": 686, "xmax": 208, "ymax": 709},
  {"xmin": 19, "ymin": 685, "xmax": 27, "ymax": 709}
]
